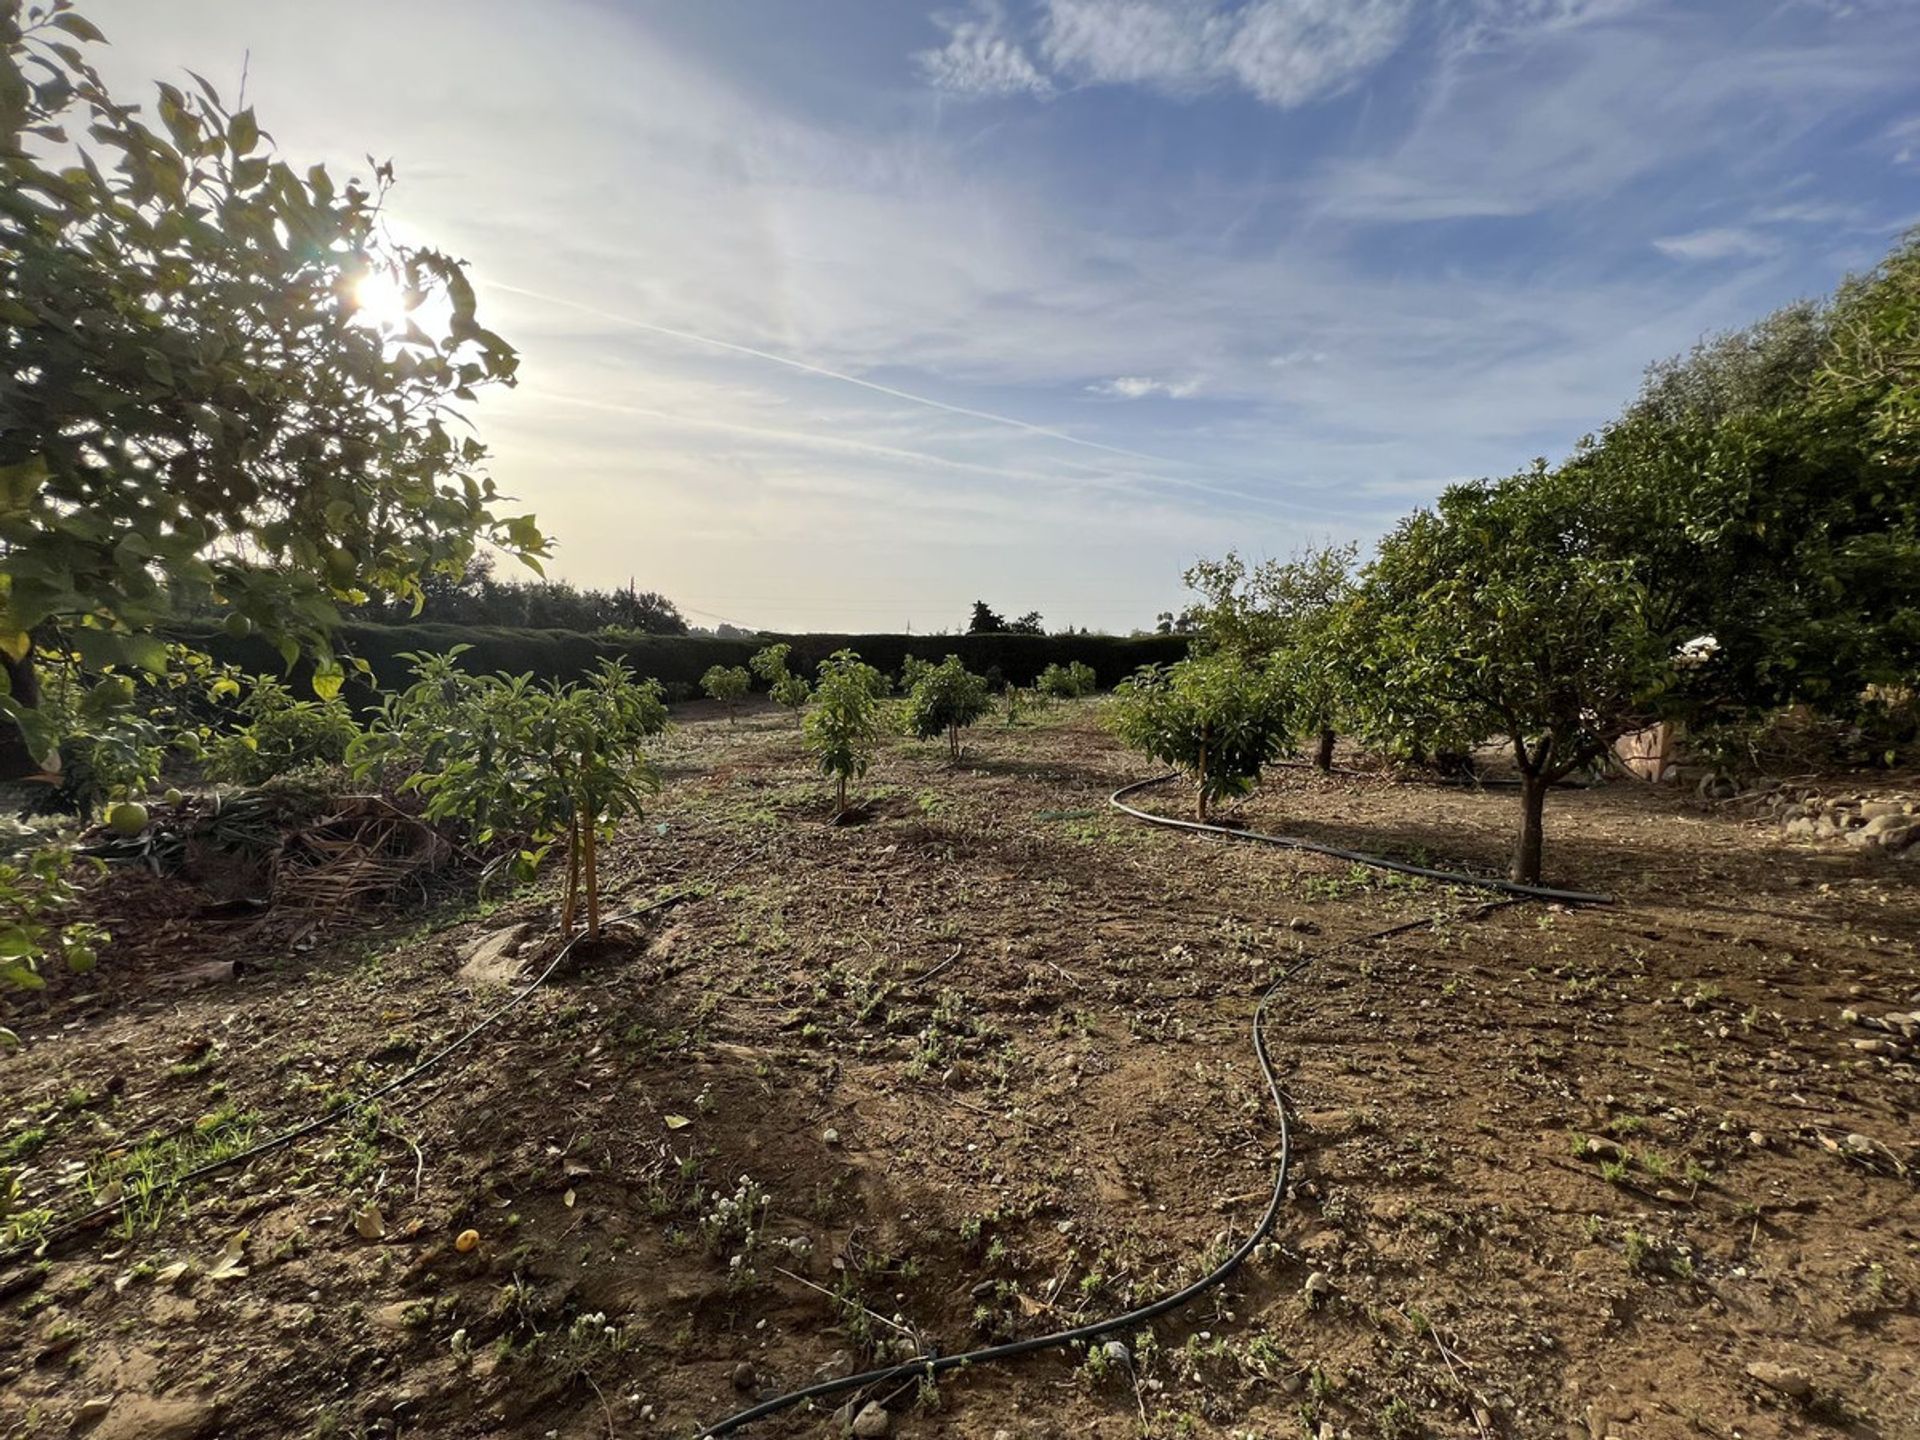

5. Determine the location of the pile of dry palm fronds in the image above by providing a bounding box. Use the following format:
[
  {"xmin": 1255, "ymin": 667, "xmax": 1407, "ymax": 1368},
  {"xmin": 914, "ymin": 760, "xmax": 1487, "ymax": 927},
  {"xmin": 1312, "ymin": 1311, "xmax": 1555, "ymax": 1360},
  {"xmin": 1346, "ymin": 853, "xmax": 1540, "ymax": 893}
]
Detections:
[{"xmin": 270, "ymin": 796, "xmax": 453, "ymax": 916}]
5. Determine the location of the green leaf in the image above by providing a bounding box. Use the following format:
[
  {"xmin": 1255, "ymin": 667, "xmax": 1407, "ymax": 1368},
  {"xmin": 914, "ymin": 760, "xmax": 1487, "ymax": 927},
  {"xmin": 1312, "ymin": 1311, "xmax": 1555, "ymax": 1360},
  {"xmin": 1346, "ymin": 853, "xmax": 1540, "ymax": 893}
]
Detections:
[
  {"xmin": 49, "ymin": 12, "xmax": 108, "ymax": 43},
  {"xmin": 229, "ymin": 108, "xmax": 259, "ymax": 155},
  {"xmin": 125, "ymin": 633, "xmax": 169, "ymax": 675}
]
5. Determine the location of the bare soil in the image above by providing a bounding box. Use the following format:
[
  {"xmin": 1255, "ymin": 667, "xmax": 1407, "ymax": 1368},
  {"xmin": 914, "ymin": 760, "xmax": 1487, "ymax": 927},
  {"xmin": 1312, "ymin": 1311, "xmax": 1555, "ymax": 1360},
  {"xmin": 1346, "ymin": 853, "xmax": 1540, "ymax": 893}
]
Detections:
[{"xmin": 2, "ymin": 703, "xmax": 1916, "ymax": 1440}]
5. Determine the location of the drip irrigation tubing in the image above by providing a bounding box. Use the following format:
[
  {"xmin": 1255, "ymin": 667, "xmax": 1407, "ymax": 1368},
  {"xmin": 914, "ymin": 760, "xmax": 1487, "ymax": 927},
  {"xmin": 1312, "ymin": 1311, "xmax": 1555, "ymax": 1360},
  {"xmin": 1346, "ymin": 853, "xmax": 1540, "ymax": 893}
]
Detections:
[
  {"xmin": 692, "ymin": 773, "xmax": 1619, "ymax": 1435},
  {"xmin": 1110, "ymin": 773, "xmax": 1613, "ymax": 905},
  {"xmin": 0, "ymin": 851, "xmax": 758, "ymax": 1270},
  {"xmin": 691, "ymin": 900, "xmax": 1509, "ymax": 1439}
]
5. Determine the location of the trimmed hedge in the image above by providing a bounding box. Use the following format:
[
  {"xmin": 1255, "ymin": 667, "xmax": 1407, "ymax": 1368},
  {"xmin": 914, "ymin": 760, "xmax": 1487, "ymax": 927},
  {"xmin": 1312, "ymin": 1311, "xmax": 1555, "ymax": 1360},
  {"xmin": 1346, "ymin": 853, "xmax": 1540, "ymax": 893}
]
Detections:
[{"xmin": 175, "ymin": 622, "xmax": 1188, "ymax": 706}]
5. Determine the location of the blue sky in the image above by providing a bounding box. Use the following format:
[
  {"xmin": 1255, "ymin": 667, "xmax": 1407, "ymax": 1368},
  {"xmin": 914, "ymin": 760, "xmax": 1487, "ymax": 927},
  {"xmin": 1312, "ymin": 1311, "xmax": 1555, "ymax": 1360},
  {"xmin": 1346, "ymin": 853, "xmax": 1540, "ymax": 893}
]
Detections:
[{"xmin": 92, "ymin": 0, "xmax": 1920, "ymax": 632}]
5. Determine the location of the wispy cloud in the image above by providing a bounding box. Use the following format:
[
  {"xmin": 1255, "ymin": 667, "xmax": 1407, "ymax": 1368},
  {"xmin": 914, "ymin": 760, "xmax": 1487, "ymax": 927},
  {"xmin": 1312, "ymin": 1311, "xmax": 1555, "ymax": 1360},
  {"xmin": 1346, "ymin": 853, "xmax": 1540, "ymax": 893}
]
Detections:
[
  {"xmin": 81, "ymin": 0, "xmax": 1920, "ymax": 631},
  {"xmin": 1088, "ymin": 374, "xmax": 1204, "ymax": 399},
  {"xmin": 1043, "ymin": 0, "xmax": 1412, "ymax": 107},
  {"xmin": 918, "ymin": 2, "xmax": 1054, "ymax": 96},
  {"xmin": 920, "ymin": 0, "xmax": 1413, "ymax": 108},
  {"xmin": 1890, "ymin": 115, "xmax": 1920, "ymax": 167},
  {"xmin": 1652, "ymin": 227, "xmax": 1778, "ymax": 261}
]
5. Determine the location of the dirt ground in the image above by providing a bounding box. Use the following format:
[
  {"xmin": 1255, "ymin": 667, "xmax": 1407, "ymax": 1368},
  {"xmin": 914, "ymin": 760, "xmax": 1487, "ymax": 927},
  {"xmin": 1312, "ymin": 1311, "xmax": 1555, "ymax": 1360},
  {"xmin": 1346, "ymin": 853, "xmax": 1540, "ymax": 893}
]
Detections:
[{"xmin": 2, "ymin": 700, "xmax": 1916, "ymax": 1440}]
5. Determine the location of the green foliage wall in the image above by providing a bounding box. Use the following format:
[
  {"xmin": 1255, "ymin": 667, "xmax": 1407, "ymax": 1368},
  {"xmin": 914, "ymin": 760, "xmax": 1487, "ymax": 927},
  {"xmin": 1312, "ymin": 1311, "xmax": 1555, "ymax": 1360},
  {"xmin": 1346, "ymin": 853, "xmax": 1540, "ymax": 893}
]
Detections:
[{"xmin": 178, "ymin": 623, "xmax": 1189, "ymax": 708}]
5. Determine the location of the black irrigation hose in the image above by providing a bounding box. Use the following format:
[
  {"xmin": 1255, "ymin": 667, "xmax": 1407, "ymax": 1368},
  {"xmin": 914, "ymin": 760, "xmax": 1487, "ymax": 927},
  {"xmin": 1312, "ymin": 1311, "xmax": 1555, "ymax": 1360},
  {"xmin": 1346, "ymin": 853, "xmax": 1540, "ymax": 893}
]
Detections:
[
  {"xmin": 0, "ymin": 861, "xmax": 748, "ymax": 1270},
  {"xmin": 692, "ymin": 767, "xmax": 1624, "ymax": 1437},
  {"xmin": 693, "ymin": 903, "xmax": 1486, "ymax": 1439},
  {"xmin": 1111, "ymin": 773, "xmax": 1613, "ymax": 906}
]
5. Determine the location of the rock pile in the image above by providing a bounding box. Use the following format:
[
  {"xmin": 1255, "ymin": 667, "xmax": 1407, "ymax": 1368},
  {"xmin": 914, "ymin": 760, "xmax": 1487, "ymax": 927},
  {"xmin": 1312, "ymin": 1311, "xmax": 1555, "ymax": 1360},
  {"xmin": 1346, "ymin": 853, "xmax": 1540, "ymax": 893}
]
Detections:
[
  {"xmin": 1776, "ymin": 794, "xmax": 1918, "ymax": 855},
  {"xmin": 1841, "ymin": 1005, "xmax": 1919, "ymax": 1065}
]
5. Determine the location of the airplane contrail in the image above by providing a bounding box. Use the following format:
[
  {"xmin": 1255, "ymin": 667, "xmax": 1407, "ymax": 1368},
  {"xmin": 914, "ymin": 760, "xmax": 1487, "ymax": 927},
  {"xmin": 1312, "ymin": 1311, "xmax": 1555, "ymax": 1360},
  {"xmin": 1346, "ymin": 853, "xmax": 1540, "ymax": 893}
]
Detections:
[
  {"xmin": 488, "ymin": 280, "xmax": 1218, "ymax": 475},
  {"xmin": 527, "ymin": 387, "xmax": 1340, "ymax": 521}
]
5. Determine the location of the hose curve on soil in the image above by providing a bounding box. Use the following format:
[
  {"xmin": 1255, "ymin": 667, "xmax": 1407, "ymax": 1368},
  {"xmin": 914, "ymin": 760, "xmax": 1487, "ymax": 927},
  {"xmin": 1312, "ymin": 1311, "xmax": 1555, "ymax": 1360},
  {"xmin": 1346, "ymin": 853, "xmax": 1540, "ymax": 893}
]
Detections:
[
  {"xmin": 695, "ymin": 901, "xmax": 1520, "ymax": 1437},
  {"xmin": 694, "ymin": 773, "xmax": 1615, "ymax": 1435},
  {"xmin": 1110, "ymin": 773, "xmax": 1612, "ymax": 905}
]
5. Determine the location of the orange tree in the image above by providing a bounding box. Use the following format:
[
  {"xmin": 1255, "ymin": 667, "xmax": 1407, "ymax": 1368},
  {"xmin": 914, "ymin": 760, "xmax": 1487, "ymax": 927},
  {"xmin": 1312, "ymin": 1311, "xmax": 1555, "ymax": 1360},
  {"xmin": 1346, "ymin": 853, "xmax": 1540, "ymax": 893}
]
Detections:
[
  {"xmin": 1106, "ymin": 652, "xmax": 1294, "ymax": 822},
  {"xmin": 1339, "ymin": 466, "xmax": 1668, "ymax": 885},
  {"xmin": 803, "ymin": 649, "xmax": 887, "ymax": 816},
  {"xmin": 750, "ymin": 643, "xmax": 810, "ymax": 724},
  {"xmin": 901, "ymin": 654, "xmax": 992, "ymax": 762},
  {"xmin": 352, "ymin": 652, "xmax": 666, "ymax": 939},
  {"xmin": 1, "ymin": 2, "xmax": 542, "ymax": 776}
]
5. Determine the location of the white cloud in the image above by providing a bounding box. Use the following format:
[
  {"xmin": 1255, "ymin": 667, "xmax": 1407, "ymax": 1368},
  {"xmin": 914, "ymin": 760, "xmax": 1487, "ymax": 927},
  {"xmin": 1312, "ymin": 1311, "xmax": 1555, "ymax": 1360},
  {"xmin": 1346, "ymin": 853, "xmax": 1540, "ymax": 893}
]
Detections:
[
  {"xmin": 1651, "ymin": 227, "xmax": 1777, "ymax": 261},
  {"xmin": 1088, "ymin": 375, "xmax": 1204, "ymax": 398},
  {"xmin": 1890, "ymin": 115, "xmax": 1920, "ymax": 167},
  {"xmin": 917, "ymin": 2, "xmax": 1054, "ymax": 96},
  {"xmin": 1315, "ymin": 12, "xmax": 1919, "ymax": 223},
  {"xmin": 918, "ymin": 0, "xmax": 1414, "ymax": 108},
  {"xmin": 1039, "ymin": 0, "xmax": 1412, "ymax": 107}
]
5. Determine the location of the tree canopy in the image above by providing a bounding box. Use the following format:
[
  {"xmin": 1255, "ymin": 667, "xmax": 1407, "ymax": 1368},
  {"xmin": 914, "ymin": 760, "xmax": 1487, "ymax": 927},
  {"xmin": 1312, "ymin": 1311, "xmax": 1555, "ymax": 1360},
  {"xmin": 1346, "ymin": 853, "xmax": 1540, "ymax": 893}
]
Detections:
[{"xmin": 1, "ymin": 2, "xmax": 541, "ymax": 767}]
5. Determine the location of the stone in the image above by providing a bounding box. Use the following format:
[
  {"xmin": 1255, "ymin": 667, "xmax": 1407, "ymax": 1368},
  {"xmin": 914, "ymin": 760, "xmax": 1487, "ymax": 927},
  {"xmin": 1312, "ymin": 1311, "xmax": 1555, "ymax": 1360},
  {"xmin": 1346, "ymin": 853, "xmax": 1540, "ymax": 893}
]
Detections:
[
  {"xmin": 1873, "ymin": 823, "xmax": 1918, "ymax": 854},
  {"xmin": 1859, "ymin": 801, "xmax": 1909, "ymax": 820},
  {"xmin": 851, "ymin": 1401, "xmax": 892, "ymax": 1437},
  {"xmin": 1304, "ymin": 1270, "xmax": 1334, "ymax": 1299},
  {"xmin": 1745, "ymin": 1361, "xmax": 1812, "ymax": 1398},
  {"xmin": 458, "ymin": 925, "xmax": 530, "ymax": 986},
  {"xmin": 72, "ymin": 1399, "xmax": 113, "ymax": 1432},
  {"xmin": 731, "ymin": 1361, "xmax": 756, "ymax": 1392},
  {"xmin": 1102, "ymin": 1340, "xmax": 1130, "ymax": 1367},
  {"xmin": 90, "ymin": 1397, "xmax": 221, "ymax": 1440}
]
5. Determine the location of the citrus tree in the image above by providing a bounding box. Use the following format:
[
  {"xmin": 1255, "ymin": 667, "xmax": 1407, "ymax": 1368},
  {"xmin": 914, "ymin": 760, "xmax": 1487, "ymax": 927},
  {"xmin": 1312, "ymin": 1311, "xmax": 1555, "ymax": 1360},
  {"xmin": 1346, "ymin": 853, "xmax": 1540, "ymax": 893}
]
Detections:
[
  {"xmin": 1183, "ymin": 543, "xmax": 1357, "ymax": 769},
  {"xmin": 803, "ymin": 649, "xmax": 887, "ymax": 817},
  {"xmin": 1106, "ymin": 653, "xmax": 1294, "ymax": 821},
  {"xmin": 1036, "ymin": 661, "xmax": 1096, "ymax": 699},
  {"xmin": 701, "ymin": 664, "xmax": 750, "ymax": 723},
  {"xmin": 750, "ymin": 643, "xmax": 810, "ymax": 724},
  {"xmin": 352, "ymin": 652, "xmax": 666, "ymax": 938},
  {"xmin": 0, "ymin": 846, "xmax": 105, "ymax": 993},
  {"xmin": 0, "ymin": 2, "xmax": 543, "ymax": 779},
  {"xmin": 1343, "ymin": 467, "xmax": 1668, "ymax": 884},
  {"xmin": 200, "ymin": 674, "xmax": 360, "ymax": 784},
  {"xmin": 901, "ymin": 654, "xmax": 992, "ymax": 762}
]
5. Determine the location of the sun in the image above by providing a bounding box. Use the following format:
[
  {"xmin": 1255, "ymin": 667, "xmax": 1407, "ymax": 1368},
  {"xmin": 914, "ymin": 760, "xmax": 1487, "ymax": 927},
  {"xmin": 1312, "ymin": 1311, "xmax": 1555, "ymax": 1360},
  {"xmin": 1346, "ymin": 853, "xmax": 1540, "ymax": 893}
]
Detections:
[{"xmin": 350, "ymin": 268, "xmax": 412, "ymax": 330}]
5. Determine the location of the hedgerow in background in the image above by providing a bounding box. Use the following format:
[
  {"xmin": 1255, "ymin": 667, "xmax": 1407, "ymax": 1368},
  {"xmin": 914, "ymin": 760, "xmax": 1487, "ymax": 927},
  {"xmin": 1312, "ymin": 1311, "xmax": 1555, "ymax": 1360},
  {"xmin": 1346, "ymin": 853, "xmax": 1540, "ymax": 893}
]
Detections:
[
  {"xmin": 902, "ymin": 655, "xmax": 993, "ymax": 762},
  {"xmin": 1107, "ymin": 654, "xmax": 1295, "ymax": 822},
  {"xmin": 351, "ymin": 652, "xmax": 667, "ymax": 938},
  {"xmin": 700, "ymin": 665, "xmax": 750, "ymax": 723},
  {"xmin": 804, "ymin": 650, "xmax": 887, "ymax": 817},
  {"xmin": 0, "ymin": 3, "xmax": 543, "ymax": 781}
]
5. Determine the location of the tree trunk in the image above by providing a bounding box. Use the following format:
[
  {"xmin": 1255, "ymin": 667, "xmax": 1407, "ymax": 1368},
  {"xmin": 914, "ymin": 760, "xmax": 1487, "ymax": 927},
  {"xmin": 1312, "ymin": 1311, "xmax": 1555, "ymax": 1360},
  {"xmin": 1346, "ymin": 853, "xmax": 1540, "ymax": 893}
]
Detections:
[
  {"xmin": 0, "ymin": 651, "xmax": 42, "ymax": 782},
  {"xmin": 561, "ymin": 821, "xmax": 581, "ymax": 935},
  {"xmin": 583, "ymin": 819, "xmax": 600, "ymax": 940},
  {"xmin": 949, "ymin": 725, "xmax": 959, "ymax": 763},
  {"xmin": 1314, "ymin": 728, "xmax": 1336, "ymax": 772},
  {"xmin": 1512, "ymin": 770, "xmax": 1549, "ymax": 885},
  {"xmin": 836, "ymin": 771, "xmax": 847, "ymax": 817},
  {"xmin": 1196, "ymin": 734, "xmax": 1209, "ymax": 822}
]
